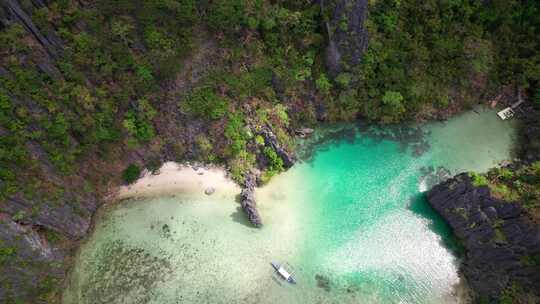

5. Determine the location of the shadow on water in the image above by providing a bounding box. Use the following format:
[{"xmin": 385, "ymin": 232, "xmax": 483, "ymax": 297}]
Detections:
[
  {"xmin": 271, "ymin": 275, "xmax": 284, "ymax": 287},
  {"xmin": 297, "ymin": 125, "xmax": 358, "ymax": 163},
  {"xmin": 408, "ymin": 193, "xmax": 463, "ymax": 257},
  {"xmin": 230, "ymin": 206, "xmax": 255, "ymax": 228},
  {"xmin": 357, "ymin": 120, "xmax": 432, "ymax": 157}
]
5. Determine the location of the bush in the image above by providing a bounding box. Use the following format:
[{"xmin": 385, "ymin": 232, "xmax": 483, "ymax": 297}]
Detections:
[
  {"xmin": 224, "ymin": 114, "xmax": 248, "ymax": 156},
  {"xmin": 122, "ymin": 164, "xmax": 141, "ymax": 184},
  {"xmin": 316, "ymin": 73, "xmax": 332, "ymax": 93},
  {"xmin": 382, "ymin": 90, "xmax": 405, "ymax": 120},
  {"xmin": 273, "ymin": 104, "xmax": 289, "ymax": 126},
  {"xmin": 335, "ymin": 73, "xmax": 352, "ymax": 88},
  {"xmin": 0, "ymin": 245, "xmax": 16, "ymax": 265},
  {"xmin": 207, "ymin": 0, "xmax": 247, "ymax": 33},
  {"xmin": 195, "ymin": 135, "xmax": 215, "ymax": 161},
  {"xmin": 469, "ymin": 172, "xmax": 489, "ymax": 187},
  {"xmin": 255, "ymin": 135, "xmax": 265, "ymax": 146},
  {"xmin": 263, "ymin": 146, "xmax": 283, "ymax": 171},
  {"xmin": 122, "ymin": 98, "xmax": 157, "ymax": 141},
  {"xmin": 228, "ymin": 150, "xmax": 255, "ymax": 183},
  {"xmin": 182, "ymin": 87, "xmax": 228, "ymax": 120}
]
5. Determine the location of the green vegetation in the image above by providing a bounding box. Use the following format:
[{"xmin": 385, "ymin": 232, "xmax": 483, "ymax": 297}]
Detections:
[
  {"xmin": 499, "ymin": 281, "xmax": 525, "ymax": 304},
  {"xmin": 195, "ymin": 135, "xmax": 215, "ymax": 162},
  {"xmin": 354, "ymin": 0, "xmax": 540, "ymax": 121},
  {"xmin": 1, "ymin": 0, "xmax": 536, "ymax": 201},
  {"xmin": 316, "ymin": 73, "xmax": 332, "ymax": 94},
  {"xmin": 484, "ymin": 162, "xmax": 540, "ymax": 221},
  {"xmin": 469, "ymin": 172, "xmax": 489, "ymax": 187},
  {"xmin": 182, "ymin": 87, "xmax": 229, "ymax": 120},
  {"xmin": 123, "ymin": 98, "xmax": 157, "ymax": 142},
  {"xmin": 469, "ymin": 162, "xmax": 540, "ymax": 222},
  {"xmin": 520, "ymin": 254, "xmax": 540, "ymax": 267},
  {"xmin": 0, "ymin": 245, "xmax": 16, "ymax": 265},
  {"xmin": 122, "ymin": 164, "xmax": 141, "ymax": 184}
]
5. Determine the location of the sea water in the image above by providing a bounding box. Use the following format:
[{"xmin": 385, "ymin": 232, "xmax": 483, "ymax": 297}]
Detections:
[{"xmin": 63, "ymin": 107, "xmax": 517, "ymax": 304}]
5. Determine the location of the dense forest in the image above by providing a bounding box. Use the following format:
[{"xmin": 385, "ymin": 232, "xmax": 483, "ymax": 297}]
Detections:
[{"xmin": 0, "ymin": 0, "xmax": 539, "ymax": 303}]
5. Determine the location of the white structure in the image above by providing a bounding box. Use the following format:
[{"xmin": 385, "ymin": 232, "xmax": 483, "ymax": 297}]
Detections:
[
  {"xmin": 497, "ymin": 97, "xmax": 525, "ymax": 120},
  {"xmin": 497, "ymin": 107, "xmax": 515, "ymax": 120}
]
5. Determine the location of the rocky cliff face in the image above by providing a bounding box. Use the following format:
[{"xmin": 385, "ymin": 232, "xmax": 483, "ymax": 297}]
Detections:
[
  {"xmin": 0, "ymin": 214, "xmax": 66, "ymax": 301},
  {"xmin": 0, "ymin": 1, "xmax": 303, "ymax": 302},
  {"xmin": 324, "ymin": 0, "xmax": 369, "ymax": 77},
  {"xmin": 0, "ymin": 1, "xmax": 97, "ymax": 302},
  {"xmin": 427, "ymin": 173, "xmax": 540, "ymax": 301}
]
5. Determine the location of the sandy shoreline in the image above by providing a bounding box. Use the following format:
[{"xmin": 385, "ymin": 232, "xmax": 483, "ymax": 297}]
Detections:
[{"xmin": 116, "ymin": 162, "xmax": 240, "ymax": 200}]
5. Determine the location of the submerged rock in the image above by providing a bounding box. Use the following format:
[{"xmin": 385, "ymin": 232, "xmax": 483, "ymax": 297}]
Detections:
[
  {"xmin": 296, "ymin": 128, "xmax": 315, "ymax": 138},
  {"xmin": 73, "ymin": 240, "xmax": 173, "ymax": 304},
  {"xmin": 315, "ymin": 274, "xmax": 331, "ymax": 292},
  {"xmin": 427, "ymin": 173, "xmax": 540, "ymax": 301}
]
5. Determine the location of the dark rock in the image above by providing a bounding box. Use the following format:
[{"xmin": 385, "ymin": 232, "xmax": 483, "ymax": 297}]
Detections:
[
  {"xmin": 260, "ymin": 125, "xmax": 296, "ymax": 168},
  {"xmin": 204, "ymin": 187, "xmax": 215, "ymax": 195},
  {"xmin": 315, "ymin": 274, "xmax": 331, "ymax": 292},
  {"xmin": 315, "ymin": 101, "xmax": 328, "ymax": 121},
  {"xmin": 5, "ymin": 193, "xmax": 94, "ymax": 239},
  {"xmin": 1, "ymin": 0, "xmax": 63, "ymax": 58},
  {"xmin": 324, "ymin": 0, "xmax": 369, "ymax": 77},
  {"xmin": 239, "ymin": 174, "xmax": 262, "ymax": 227},
  {"xmin": 427, "ymin": 173, "xmax": 540, "ymax": 301},
  {"xmin": 36, "ymin": 60, "xmax": 63, "ymax": 81},
  {"xmin": 484, "ymin": 206, "xmax": 498, "ymax": 220},
  {"xmin": 0, "ymin": 214, "xmax": 66, "ymax": 303},
  {"xmin": 295, "ymin": 128, "xmax": 315, "ymax": 138}
]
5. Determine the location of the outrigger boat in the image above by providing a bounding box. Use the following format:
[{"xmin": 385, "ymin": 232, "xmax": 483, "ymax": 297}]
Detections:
[{"xmin": 271, "ymin": 261, "xmax": 296, "ymax": 284}]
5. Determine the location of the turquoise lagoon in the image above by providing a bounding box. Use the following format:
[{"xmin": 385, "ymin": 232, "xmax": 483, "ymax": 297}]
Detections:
[{"xmin": 64, "ymin": 107, "xmax": 518, "ymax": 304}]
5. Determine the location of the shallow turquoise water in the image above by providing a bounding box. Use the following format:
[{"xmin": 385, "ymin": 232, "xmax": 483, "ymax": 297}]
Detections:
[{"xmin": 64, "ymin": 107, "xmax": 517, "ymax": 304}]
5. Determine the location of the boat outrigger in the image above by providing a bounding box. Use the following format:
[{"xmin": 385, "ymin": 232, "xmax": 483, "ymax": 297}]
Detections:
[{"xmin": 271, "ymin": 261, "xmax": 296, "ymax": 284}]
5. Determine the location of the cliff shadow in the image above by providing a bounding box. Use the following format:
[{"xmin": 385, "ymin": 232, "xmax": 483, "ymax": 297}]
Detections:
[{"xmin": 408, "ymin": 193, "xmax": 463, "ymax": 257}]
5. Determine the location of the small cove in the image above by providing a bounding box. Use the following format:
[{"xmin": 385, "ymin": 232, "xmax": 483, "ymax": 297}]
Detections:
[{"xmin": 63, "ymin": 107, "xmax": 518, "ymax": 304}]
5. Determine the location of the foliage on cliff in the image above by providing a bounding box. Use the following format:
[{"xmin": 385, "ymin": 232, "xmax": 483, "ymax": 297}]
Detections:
[
  {"xmin": 2, "ymin": 0, "xmax": 540, "ymax": 199},
  {"xmin": 484, "ymin": 162, "xmax": 540, "ymax": 222},
  {"xmin": 354, "ymin": 0, "xmax": 540, "ymax": 122}
]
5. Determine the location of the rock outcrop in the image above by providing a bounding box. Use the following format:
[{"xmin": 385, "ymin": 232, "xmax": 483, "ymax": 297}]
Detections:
[
  {"xmin": 0, "ymin": 214, "xmax": 66, "ymax": 302},
  {"xmin": 261, "ymin": 126, "xmax": 296, "ymax": 168},
  {"xmin": 323, "ymin": 0, "xmax": 369, "ymax": 77},
  {"xmin": 239, "ymin": 174, "xmax": 262, "ymax": 227},
  {"xmin": 427, "ymin": 173, "xmax": 540, "ymax": 301}
]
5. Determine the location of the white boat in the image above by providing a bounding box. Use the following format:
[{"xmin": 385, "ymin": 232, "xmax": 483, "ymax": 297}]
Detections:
[{"xmin": 271, "ymin": 261, "xmax": 296, "ymax": 284}]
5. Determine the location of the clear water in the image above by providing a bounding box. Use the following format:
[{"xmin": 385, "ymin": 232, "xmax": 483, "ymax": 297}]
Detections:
[{"xmin": 63, "ymin": 107, "xmax": 517, "ymax": 304}]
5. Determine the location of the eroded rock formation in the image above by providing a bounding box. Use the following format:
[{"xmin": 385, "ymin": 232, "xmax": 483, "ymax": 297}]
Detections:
[
  {"xmin": 260, "ymin": 125, "xmax": 296, "ymax": 168},
  {"xmin": 239, "ymin": 173, "xmax": 262, "ymax": 227},
  {"xmin": 427, "ymin": 173, "xmax": 540, "ymax": 301},
  {"xmin": 324, "ymin": 0, "xmax": 369, "ymax": 77}
]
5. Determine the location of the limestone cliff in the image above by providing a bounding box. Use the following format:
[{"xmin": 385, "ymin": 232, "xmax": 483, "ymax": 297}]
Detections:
[
  {"xmin": 323, "ymin": 0, "xmax": 369, "ymax": 77},
  {"xmin": 427, "ymin": 173, "xmax": 540, "ymax": 302},
  {"xmin": 0, "ymin": 1, "xmax": 301, "ymax": 302}
]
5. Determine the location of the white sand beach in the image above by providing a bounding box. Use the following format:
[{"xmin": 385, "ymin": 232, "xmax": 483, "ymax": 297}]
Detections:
[{"xmin": 116, "ymin": 162, "xmax": 240, "ymax": 200}]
